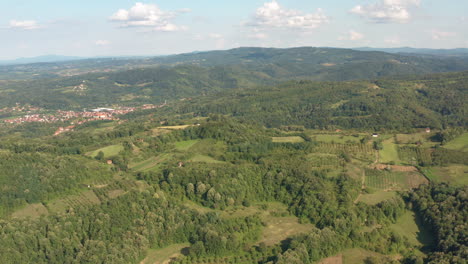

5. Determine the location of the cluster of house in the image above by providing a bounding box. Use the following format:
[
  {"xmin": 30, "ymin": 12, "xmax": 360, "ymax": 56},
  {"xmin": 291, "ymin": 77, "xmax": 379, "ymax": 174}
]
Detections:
[
  {"xmin": 3, "ymin": 105, "xmax": 156, "ymax": 125},
  {"xmin": 0, "ymin": 104, "xmax": 41, "ymax": 114},
  {"xmin": 3, "ymin": 103, "xmax": 168, "ymax": 138}
]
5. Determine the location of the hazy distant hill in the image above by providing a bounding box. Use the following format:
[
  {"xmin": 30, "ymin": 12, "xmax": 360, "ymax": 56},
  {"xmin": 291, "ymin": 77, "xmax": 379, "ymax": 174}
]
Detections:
[
  {"xmin": 354, "ymin": 47, "xmax": 468, "ymax": 57},
  {"xmin": 2, "ymin": 47, "xmax": 468, "ymax": 80},
  {"xmin": 0, "ymin": 55, "xmax": 86, "ymax": 65}
]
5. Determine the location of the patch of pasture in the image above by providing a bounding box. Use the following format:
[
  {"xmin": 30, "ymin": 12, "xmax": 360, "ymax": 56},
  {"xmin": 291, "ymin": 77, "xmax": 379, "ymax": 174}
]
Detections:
[
  {"xmin": 189, "ymin": 154, "xmax": 225, "ymax": 164},
  {"xmin": 341, "ymin": 248, "xmax": 400, "ymax": 264},
  {"xmin": 395, "ymin": 132, "xmax": 429, "ymax": 144},
  {"xmin": 391, "ymin": 211, "xmax": 434, "ymax": 248},
  {"xmin": 130, "ymin": 153, "xmax": 172, "ymax": 172},
  {"xmin": 314, "ymin": 143, "xmax": 376, "ymax": 163},
  {"xmin": 174, "ymin": 140, "xmax": 199, "ymax": 151},
  {"xmin": 47, "ymin": 190, "xmax": 101, "ymax": 214},
  {"xmin": 365, "ymin": 169, "xmax": 428, "ymax": 190},
  {"xmin": 312, "ymin": 134, "xmax": 361, "ymax": 144},
  {"xmin": 272, "ymin": 136, "xmax": 305, "ymax": 143},
  {"xmin": 259, "ymin": 216, "xmax": 314, "ymax": 246},
  {"xmin": 159, "ymin": 125, "xmax": 193, "ymax": 130},
  {"xmin": 88, "ymin": 144, "xmax": 124, "ymax": 158},
  {"xmin": 140, "ymin": 243, "xmax": 190, "ymax": 264},
  {"xmin": 443, "ymin": 132, "xmax": 468, "ymax": 152},
  {"xmin": 422, "ymin": 165, "xmax": 468, "ymax": 186},
  {"xmin": 380, "ymin": 139, "xmax": 400, "ymax": 164},
  {"xmin": 357, "ymin": 191, "xmax": 397, "ymax": 205},
  {"xmin": 11, "ymin": 203, "xmax": 48, "ymax": 219}
]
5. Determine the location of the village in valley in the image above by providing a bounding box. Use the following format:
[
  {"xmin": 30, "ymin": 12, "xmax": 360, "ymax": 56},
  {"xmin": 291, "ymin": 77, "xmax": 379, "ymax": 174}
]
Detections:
[{"xmin": 1, "ymin": 102, "xmax": 167, "ymax": 136}]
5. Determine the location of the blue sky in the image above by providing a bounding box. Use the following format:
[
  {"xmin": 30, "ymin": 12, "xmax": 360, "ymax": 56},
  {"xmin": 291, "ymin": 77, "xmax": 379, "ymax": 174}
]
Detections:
[{"xmin": 1, "ymin": 0, "xmax": 467, "ymax": 59}]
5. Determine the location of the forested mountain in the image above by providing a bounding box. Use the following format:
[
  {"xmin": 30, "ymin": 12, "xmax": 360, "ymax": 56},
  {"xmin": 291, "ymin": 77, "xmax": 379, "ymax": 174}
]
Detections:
[
  {"xmin": 0, "ymin": 46, "xmax": 467, "ymax": 264},
  {"xmin": 2, "ymin": 47, "xmax": 468, "ymax": 81},
  {"xmin": 172, "ymin": 71, "xmax": 468, "ymax": 130}
]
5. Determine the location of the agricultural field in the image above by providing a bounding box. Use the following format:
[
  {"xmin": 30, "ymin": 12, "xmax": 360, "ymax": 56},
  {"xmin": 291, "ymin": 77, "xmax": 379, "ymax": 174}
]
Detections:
[
  {"xmin": 188, "ymin": 154, "xmax": 225, "ymax": 164},
  {"xmin": 395, "ymin": 132, "xmax": 431, "ymax": 144},
  {"xmin": 259, "ymin": 216, "xmax": 315, "ymax": 246},
  {"xmin": 357, "ymin": 190, "xmax": 398, "ymax": 205},
  {"xmin": 379, "ymin": 139, "xmax": 400, "ymax": 164},
  {"xmin": 364, "ymin": 169, "xmax": 428, "ymax": 190},
  {"xmin": 130, "ymin": 153, "xmax": 173, "ymax": 172},
  {"xmin": 272, "ymin": 136, "xmax": 305, "ymax": 143},
  {"xmin": 174, "ymin": 140, "xmax": 199, "ymax": 151},
  {"xmin": 159, "ymin": 125, "xmax": 194, "ymax": 130},
  {"xmin": 421, "ymin": 165, "xmax": 468, "ymax": 186},
  {"xmin": 140, "ymin": 243, "xmax": 190, "ymax": 264},
  {"xmin": 319, "ymin": 248, "xmax": 401, "ymax": 264},
  {"xmin": 443, "ymin": 132, "xmax": 468, "ymax": 152},
  {"xmin": 46, "ymin": 190, "xmax": 101, "ymax": 214},
  {"xmin": 397, "ymin": 146, "xmax": 432, "ymax": 166},
  {"xmin": 88, "ymin": 144, "xmax": 124, "ymax": 158},
  {"xmin": 312, "ymin": 134, "xmax": 362, "ymax": 144},
  {"xmin": 11, "ymin": 203, "xmax": 48, "ymax": 219},
  {"xmin": 314, "ymin": 143, "xmax": 376, "ymax": 163}
]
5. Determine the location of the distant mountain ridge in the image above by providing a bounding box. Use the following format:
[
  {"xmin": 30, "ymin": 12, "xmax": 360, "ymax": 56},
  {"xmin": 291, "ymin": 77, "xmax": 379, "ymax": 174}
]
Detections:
[
  {"xmin": 353, "ymin": 47, "xmax": 468, "ymax": 56},
  {"xmin": 0, "ymin": 55, "xmax": 86, "ymax": 65}
]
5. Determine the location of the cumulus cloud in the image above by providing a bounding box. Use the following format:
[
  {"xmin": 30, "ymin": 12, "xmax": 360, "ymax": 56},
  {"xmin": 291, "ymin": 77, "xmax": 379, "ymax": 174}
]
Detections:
[
  {"xmin": 250, "ymin": 33, "xmax": 269, "ymax": 40},
  {"xmin": 350, "ymin": 0, "xmax": 421, "ymax": 23},
  {"xmin": 384, "ymin": 36, "xmax": 401, "ymax": 44},
  {"xmin": 247, "ymin": 0, "xmax": 328, "ymax": 30},
  {"xmin": 95, "ymin": 40, "xmax": 110, "ymax": 46},
  {"xmin": 339, "ymin": 30, "xmax": 364, "ymax": 41},
  {"xmin": 110, "ymin": 2, "xmax": 188, "ymax": 32},
  {"xmin": 430, "ymin": 30, "xmax": 456, "ymax": 40},
  {"xmin": 9, "ymin": 20, "xmax": 41, "ymax": 30}
]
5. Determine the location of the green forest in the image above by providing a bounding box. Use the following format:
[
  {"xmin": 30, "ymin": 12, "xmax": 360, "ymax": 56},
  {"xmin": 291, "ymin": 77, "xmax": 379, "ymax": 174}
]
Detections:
[{"xmin": 0, "ymin": 47, "xmax": 466, "ymax": 264}]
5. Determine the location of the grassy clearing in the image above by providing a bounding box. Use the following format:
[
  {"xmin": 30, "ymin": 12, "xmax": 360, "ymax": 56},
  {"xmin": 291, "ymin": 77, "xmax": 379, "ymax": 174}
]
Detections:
[
  {"xmin": 130, "ymin": 153, "xmax": 173, "ymax": 172},
  {"xmin": 313, "ymin": 134, "xmax": 361, "ymax": 144},
  {"xmin": 391, "ymin": 211, "xmax": 434, "ymax": 247},
  {"xmin": 422, "ymin": 165, "xmax": 468, "ymax": 186},
  {"xmin": 341, "ymin": 248, "xmax": 400, "ymax": 264},
  {"xmin": 443, "ymin": 132, "xmax": 468, "ymax": 152},
  {"xmin": 357, "ymin": 191, "xmax": 397, "ymax": 205},
  {"xmin": 395, "ymin": 132, "xmax": 429, "ymax": 144},
  {"xmin": 47, "ymin": 190, "xmax": 101, "ymax": 214},
  {"xmin": 88, "ymin": 144, "xmax": 124, "ymax": 158},
  {"xmin": 174, "ymin": 140, "xmax": 199, "ymax": 151},
  {"xmin": 259, "ymin": 216, "xmax": 314, "ymax": 246},
  {"xmin": 272, "ymin": 136, "xmax": 305, "ymax": 143},
  {"xmin": 159, "ymin": 125, "xmax": 193, "ymax": 130},
  {"xmin": 318, "ymin": 254, "xmax": 342, "ymax": 264},
  {"xmin": 140, "ymin": 243, "xmax": 190, "ymax": 264},
  {"xmin": 11, "ymin": 203, "xmax": 48, "ymax": 219},
  {"xmin": 380, "ymin": 139, "xmax": 400, "ymax": 164},
  {"xmin": 189, "ymin": 154, "xmax": 225, "ymax": 164},
  {"xmin": 184, "ymin": 201, "xmax": 314, "ymax": 247},
  {"xmin": 365, "ymin": 169, "xmax": 428, "ymax": 190},
  {"xmin": 314, "ymin": 143, "xmax": 376, "ymax": 163}
]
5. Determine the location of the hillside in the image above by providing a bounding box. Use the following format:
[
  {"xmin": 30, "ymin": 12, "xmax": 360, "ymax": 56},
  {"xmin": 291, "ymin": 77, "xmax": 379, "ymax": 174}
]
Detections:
[
  {"xmin": 166, "ymin": 71, "xmax": 468, "ymax": 130},
  {"xmin": 2, "ymin": 47, "xmax": 468, "ymax": 81}
]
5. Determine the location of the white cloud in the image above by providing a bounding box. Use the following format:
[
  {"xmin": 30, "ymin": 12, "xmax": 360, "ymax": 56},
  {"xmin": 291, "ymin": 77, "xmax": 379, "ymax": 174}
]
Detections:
[
  {"xmin": 110, "ymin": 2, "xmax": 188, "ymax": 32},
  {"xmin": 95, "ymin": 40, "xmax": 110, "ymax": 46},
  {"xmin": 247, "ymin": 1, "xmax": 328, "ymax": 30},
  {"xmin": 339, "ymin": 30, "xmax": 364, "ymax": 41},
  {"xmin": 384, "ymin": 36, "xmax": 401, "ymax": 44},
  {"xmin": 9, "ymin": 20, "xmax": 41, "ymax": 30},
  {"xmin": 350, "ymin": 0, "xmax": 421, "ymax": 23},
  {"xmin": 208, "ymin": 33, "xmax": 223, "ymax": 39},
  {"xmin": 250, "ymin": 33, "xmax": 269, "ymax": 40},
  {"xmin": 430, "ymin": 30, "xmax": 456, "ymax": 40},
  {"xmin": 349, "ymin": 30, "xmax": 364, "ymax": 40}
]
